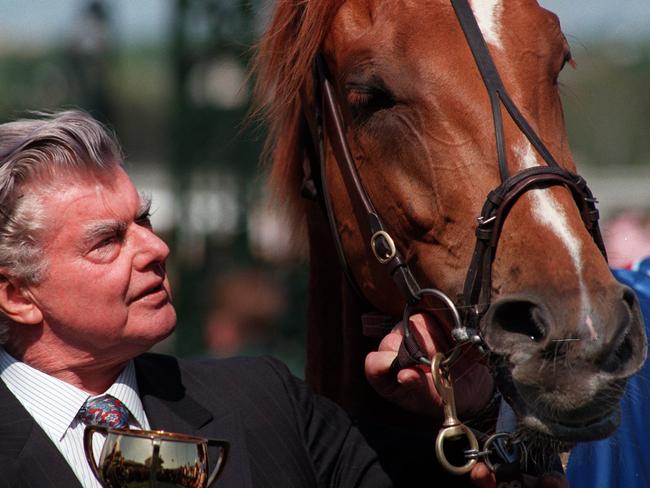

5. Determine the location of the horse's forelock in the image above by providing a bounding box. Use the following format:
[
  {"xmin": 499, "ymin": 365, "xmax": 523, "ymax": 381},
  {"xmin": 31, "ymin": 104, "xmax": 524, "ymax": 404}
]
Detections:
[{"xmin": 252, "ymin": 0, "xmax": 345, "ymax": 233}]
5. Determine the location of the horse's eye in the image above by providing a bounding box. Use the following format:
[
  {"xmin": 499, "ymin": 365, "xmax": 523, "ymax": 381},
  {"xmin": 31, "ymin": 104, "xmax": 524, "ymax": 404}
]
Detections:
[{"xmin": 345, "ymin": 84, "xmax": 396, "ymax": 122}]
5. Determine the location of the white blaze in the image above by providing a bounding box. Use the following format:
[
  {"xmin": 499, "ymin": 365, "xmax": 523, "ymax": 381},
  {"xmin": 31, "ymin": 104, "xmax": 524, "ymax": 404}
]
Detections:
[
  {"xmin": 468, "ymin": 1, "xmax": 592, "ymax": 329},
  {"xmin": 514, "ymin": 142, "xmax": 591, "ymax": 319},
  {"xmin": 470, "ymin": 0, "xmax": 503, "ymax": 49}
]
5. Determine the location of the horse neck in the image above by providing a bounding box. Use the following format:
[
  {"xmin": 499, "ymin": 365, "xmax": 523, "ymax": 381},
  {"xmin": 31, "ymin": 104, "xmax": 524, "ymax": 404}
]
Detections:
[
  {"xmin": 303, "ymin": 204, "xmax": 417, "ymax": 422},
  {"xmin": 303, "ymin": 203, "xmax": 365, "ymax": 402}
]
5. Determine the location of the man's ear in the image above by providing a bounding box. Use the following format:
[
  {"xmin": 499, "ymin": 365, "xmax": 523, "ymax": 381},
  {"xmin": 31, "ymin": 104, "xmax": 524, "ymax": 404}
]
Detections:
[{"xmin": 0, "ymin": 274, "xmax": 43, "ymax": 325}]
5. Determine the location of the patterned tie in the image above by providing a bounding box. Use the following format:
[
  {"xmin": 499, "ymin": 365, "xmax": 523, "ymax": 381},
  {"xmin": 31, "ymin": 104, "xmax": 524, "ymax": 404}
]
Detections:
[{"xmin": 79, "ymin": 394, "xmax": 130, "ymax": 429}]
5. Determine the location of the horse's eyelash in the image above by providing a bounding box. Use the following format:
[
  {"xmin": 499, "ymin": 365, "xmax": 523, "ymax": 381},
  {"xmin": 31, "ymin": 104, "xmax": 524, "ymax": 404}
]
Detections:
[
  {"xmin": 346, "ymin": 84, "xmax": 396, "ymax": 109},
  {"xmin": 347, "ymin": 89, "xmax": 374, "ymax": 107}
]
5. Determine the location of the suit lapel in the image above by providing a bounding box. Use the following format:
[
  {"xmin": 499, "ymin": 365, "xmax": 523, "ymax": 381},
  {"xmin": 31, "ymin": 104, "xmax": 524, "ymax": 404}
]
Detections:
[
  {"xmin": 135, "ymin": 354, "xmax": 253, "ymax": 488},
  {"xmin": 0, "ymin": 380, "xmax": 81, "ymax": 487}
]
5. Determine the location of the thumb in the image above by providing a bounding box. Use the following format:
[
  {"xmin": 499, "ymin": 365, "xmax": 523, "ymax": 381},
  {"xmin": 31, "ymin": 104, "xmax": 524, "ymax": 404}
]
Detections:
[
  {"xmin": 469, "ymin": 463, "xmax": 497, "ymax": 488},
  {"xmin": 365, "ymin": 350, "xmax": 396, "ymax": 378}
]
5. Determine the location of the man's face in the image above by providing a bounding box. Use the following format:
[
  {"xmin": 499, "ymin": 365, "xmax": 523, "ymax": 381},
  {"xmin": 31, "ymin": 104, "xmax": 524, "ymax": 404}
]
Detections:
[{"xmin": 23, "ymin": 167, "xmax": 176, "ymax": 360}]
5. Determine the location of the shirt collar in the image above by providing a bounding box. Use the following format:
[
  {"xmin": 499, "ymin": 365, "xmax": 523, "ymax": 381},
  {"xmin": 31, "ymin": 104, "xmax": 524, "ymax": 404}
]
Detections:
[{"xmin": 0, "ymin": 348, "xmax": 147, "ymax": 440}]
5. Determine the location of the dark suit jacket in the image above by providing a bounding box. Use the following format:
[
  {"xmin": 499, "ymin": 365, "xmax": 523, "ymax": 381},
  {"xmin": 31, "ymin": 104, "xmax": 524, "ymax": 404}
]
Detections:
[{"xmin": 0, "ymin": 353, "xmax": 392, "ymax": 487}]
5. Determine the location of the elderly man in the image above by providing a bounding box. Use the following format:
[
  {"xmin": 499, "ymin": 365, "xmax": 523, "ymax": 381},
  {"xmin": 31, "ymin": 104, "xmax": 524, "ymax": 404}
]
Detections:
[{"xmin": 0, "ymin": 110, "xmax": 397, "ymax": 487}]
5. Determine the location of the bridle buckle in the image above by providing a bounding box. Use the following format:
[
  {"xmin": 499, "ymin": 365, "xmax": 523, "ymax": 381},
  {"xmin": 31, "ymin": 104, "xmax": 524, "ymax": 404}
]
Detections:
[
  {"xmin": 477, "ymin": 215, "xmax": 497, "ymax": 226},
  {"xmin": 371, "ymin": 230, "xmax": 397, "ymax": 264}
]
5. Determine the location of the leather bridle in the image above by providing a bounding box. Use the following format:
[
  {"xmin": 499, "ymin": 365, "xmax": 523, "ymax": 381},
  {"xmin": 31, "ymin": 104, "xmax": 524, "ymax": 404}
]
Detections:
[{"xmin": 299, "ymin": 0, "xmax": 606, "ymax": 369}]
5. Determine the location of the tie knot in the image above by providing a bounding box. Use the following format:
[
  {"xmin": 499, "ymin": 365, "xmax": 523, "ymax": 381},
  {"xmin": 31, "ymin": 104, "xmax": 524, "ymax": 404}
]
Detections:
[{"xmin": 79, "ymin": 395, "xmax": 130, "ymax": 429}]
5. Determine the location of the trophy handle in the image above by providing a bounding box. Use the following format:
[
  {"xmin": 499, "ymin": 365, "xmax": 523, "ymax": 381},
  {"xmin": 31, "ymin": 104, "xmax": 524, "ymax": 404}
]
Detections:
[
  {"xmin": 206, "ymin": 439, "xmax": 230, "ymax": 487},
  {"xmin": 83, "ymin": 425, "xmax": 108, "ymax": 483}
]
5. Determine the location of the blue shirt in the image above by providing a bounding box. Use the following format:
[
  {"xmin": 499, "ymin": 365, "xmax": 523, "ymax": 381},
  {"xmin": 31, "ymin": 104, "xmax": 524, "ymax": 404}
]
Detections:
[{"xmin": 567, "ymin": 258, "xmax": 650, "ymax": 488}]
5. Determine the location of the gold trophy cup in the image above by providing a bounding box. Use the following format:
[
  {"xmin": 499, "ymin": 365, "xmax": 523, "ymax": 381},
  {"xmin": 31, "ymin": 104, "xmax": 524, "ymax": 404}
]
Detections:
[{"xmin": 84, "ymin": 426, "xmax": 229, "ymax": 488}]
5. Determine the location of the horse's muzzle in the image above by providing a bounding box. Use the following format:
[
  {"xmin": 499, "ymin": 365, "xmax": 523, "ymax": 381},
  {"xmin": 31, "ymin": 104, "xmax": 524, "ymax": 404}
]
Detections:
[{"xmin": 480, "ymin": 284, "xmax": 647, "ymax": 441}]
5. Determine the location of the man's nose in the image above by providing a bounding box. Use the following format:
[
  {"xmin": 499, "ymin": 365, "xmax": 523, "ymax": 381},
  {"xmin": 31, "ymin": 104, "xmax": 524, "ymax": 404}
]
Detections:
[{"xmin": 132, "ymin": 226, "xmax": 170, "ymax": 270}]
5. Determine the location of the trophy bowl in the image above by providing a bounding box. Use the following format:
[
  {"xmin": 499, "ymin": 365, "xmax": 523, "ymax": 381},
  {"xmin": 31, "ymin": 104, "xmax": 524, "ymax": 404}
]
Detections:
[{"xmin": 84, "ymin": 426, "xmax": 229, "ymax": 488}]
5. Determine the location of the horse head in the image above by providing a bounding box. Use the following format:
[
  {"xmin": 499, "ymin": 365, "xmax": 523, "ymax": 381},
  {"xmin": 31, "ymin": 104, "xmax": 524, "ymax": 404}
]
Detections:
[{"xmin": 254, "ymin": 0, "xmax": 646, "ymax": 448}]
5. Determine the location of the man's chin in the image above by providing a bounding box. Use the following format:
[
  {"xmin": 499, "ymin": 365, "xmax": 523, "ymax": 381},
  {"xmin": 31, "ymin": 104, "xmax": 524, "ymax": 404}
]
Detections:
[
  {"xmin": 133, "ymin": 305, "xmax": 177, "ymax": 350},
  {"xmin": 154, "ymin": 306, "xmax": 177, "ymax": 342}
]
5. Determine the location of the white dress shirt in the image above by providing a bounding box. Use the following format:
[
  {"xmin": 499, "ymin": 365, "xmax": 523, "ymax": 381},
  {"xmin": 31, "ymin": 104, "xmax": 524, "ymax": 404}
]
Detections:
[{"xmin": 0, "ymin": 348, "xmax": 151, "ymax": 488}]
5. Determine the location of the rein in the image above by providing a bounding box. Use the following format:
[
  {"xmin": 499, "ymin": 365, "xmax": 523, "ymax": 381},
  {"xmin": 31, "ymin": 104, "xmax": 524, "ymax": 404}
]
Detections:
[{"xmin": 299, "ymin": 0, "xmax": 606, "ymax": 477}]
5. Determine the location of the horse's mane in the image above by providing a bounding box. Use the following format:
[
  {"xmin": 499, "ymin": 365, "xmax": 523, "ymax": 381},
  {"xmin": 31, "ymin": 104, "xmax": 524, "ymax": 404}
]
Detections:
[{"xmin": 252, "ymin": 0, "xmax": 345, "ymax": 231}]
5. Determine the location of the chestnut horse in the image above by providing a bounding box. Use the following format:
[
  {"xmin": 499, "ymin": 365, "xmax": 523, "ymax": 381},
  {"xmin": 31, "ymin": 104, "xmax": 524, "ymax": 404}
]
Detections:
[{"xmin": 253, "ymin": 0, "xmax": 646, "ymax": 484}]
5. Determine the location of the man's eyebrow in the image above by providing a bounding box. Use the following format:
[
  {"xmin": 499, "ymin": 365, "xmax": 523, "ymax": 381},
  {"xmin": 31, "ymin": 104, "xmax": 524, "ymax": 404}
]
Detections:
[
  {"xmin": 80, "ymin": 194, "xmax": 153, "ymax": 246},
  {"xmin": 81, "ymin": 220, "xmax": 128, "ymax": 246}
]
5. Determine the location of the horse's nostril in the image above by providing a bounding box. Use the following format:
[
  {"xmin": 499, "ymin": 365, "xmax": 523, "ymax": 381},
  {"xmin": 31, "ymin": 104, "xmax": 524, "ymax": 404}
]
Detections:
[
  {"xmin": 491, "ymin": 300, "xmax": 547, "ymax": 342},
  {"xmin": 601, "ymin": 333, "xmax": 634, "ymax": 374},
  {"xmin": 599, "ymin": 286, "xmax": 638, "ymax": 374},
  {"xmin": 622, "ymin": 286, "xmax": 638, "ymax": 311}
]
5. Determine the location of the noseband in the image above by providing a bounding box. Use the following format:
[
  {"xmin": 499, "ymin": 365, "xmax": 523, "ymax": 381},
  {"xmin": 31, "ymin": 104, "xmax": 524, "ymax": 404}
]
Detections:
[{"xmin": 451, "ymin": 0, "xmax": 607, "ymax": 333}]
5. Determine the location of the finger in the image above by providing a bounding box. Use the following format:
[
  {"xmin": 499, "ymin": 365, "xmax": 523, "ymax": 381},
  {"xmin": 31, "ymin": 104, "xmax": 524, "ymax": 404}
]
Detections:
[
  {"xmin": 469, "ymin": 463, "xmax": 496, "ymax": 488},
  {"xmin": 387, "ymin": 313, "xmax": 450, "ymax": 360},
  {"xmin": 365, "ymin": 351, "xmax": 425, "ymax": 384},
  {"xmin": 365, "ymin": 351, "xmax": 398, "ymax": 378},
  {"xmin": 378, "ymin": 313, "xmax": 450, "ymax": 358},
  {"xmin": 396, "ymin": 364, "xmax": 429, "ymax": 385},
  {"xmin": 365, "ymin": 351, "xmax": 419, "ymax": 401},
  {"xmin": 409, "ymin": 313, "xmax": 453, "ymax": 350},
  {"xmin": 376, "ymin": 330, "xmax": 406, "ymax": 353}
]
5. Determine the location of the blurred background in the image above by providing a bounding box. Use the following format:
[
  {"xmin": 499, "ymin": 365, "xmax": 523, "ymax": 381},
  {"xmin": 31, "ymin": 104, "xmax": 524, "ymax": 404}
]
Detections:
[{"xmin": 0, "ymin": 0, "xmax": 648, "ymax": 375}]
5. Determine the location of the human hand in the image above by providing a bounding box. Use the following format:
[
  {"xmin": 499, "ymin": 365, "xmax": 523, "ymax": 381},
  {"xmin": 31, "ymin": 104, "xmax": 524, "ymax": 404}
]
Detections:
[
  {"xmin": 364, "ymin": 313, "xmax": 494, "ymax": 418},
  {"xmin": 365, "ymin": 313, "xmax": 569, "ymax": 487},
  {"xmin": 470, "ymin": 464, "xmax": 568, "ymax": 487}
]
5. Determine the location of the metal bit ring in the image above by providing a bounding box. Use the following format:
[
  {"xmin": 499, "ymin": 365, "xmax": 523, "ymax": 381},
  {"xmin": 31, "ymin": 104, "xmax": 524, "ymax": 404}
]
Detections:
[
  {"xmin": 435, "ymin": 424, "xmax": 479, "ymax": 475},
  {"xmin": 482, "ymin": 432, "xmax": 521, "ymax": 473}
]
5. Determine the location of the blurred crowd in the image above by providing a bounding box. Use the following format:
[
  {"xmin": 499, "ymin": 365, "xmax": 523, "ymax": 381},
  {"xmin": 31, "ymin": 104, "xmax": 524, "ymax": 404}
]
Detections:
[{"xmin": 603, "ymin": 209, "xmax": 650, "ymax": 269}]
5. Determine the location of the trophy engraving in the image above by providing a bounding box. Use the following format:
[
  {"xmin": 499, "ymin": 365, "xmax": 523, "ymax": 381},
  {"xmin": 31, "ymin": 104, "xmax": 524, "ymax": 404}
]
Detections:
[{"xmin": 84, "ymin": 427, "xmax": 229, "ymax": 488}]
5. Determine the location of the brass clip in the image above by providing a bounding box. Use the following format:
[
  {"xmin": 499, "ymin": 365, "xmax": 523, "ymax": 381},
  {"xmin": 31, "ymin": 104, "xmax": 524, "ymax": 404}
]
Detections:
[{"xmin": 432, "ymin": 352, "xmax": 479, "ymax": 475}]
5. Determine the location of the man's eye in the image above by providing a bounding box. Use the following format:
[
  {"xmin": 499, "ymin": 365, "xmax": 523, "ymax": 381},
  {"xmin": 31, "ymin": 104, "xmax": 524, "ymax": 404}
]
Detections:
[{"xmin": 94, "ymin": 236, "xmax": 119, "ymax": 250}]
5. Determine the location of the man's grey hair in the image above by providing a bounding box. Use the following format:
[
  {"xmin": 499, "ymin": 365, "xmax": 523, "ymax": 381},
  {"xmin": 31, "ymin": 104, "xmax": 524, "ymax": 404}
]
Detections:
[{"xmin": 0, "ymin": 110, "xmax": 123, "ymax": 335}]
